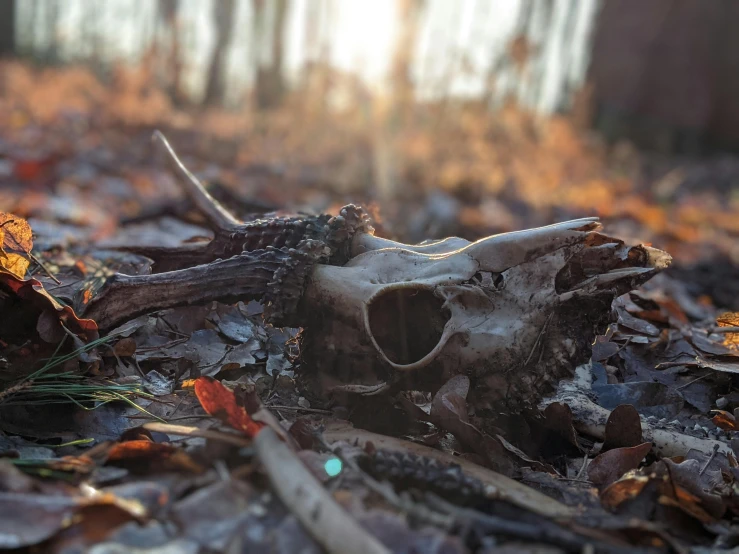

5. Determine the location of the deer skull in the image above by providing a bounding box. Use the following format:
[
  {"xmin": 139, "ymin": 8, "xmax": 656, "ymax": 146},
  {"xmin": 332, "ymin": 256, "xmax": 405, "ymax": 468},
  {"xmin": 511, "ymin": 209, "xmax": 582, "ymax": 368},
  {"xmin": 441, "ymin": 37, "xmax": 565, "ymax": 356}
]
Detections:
[
  {"xmin": 83, "ymin": 135, "xmax": 670, "ymax": 410},
  {"xmin": 301, "ymin": 218, "xmax": 670, "ymax": 409}
]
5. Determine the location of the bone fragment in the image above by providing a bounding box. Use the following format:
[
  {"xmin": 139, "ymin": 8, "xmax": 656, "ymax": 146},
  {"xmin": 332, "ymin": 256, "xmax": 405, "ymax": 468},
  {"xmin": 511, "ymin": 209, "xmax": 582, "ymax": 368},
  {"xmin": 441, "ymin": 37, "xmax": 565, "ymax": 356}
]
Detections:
[{"xmin": 544, "ymin": 365, "xmax": 732, "ymax": 458}]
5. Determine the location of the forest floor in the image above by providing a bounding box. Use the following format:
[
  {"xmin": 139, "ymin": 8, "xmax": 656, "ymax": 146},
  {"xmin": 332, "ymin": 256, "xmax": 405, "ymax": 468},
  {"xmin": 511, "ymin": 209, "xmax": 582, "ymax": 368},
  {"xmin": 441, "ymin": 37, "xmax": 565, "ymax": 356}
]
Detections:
[{"xmin": 2, "ymin": 61, "xmax": 739, "ymax": 553}]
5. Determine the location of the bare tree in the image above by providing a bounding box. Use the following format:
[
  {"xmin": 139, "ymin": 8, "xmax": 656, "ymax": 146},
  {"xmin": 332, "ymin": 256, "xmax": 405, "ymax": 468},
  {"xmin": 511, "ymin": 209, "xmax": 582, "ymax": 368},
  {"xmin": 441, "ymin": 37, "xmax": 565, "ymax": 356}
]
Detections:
[
  {"xmin": 0, "ymin": 0, "xmax": 15, "ymax": 58},
  {"xmin": 390, "ymin": 0, "xmax": 425, "ymax": 111},
  {"xmin": 204, "ymin": 0, "xmax": 236, "ymax": 106},
  {"xmin": 253, "ymin": 0, "xmax": 288, "ymax": 110},
  {"xmin": 158, "ymin": 0, "xmax": 185, "ymax": 105}
]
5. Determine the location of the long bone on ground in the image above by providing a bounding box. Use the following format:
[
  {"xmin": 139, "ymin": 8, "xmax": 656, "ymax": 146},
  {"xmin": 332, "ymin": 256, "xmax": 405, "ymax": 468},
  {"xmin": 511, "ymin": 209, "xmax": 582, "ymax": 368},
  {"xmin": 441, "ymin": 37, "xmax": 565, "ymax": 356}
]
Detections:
[{"xmin": 84, "ymin": 132, "xmax": 671, "ymax": 409}]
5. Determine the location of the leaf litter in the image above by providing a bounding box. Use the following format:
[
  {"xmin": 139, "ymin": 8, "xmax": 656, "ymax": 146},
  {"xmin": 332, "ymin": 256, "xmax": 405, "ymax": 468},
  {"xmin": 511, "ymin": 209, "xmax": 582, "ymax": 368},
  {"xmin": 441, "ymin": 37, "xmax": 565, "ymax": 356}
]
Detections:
[{"xmin": 5, "ymin": 62, "xmax": 739, "ymax": 552}]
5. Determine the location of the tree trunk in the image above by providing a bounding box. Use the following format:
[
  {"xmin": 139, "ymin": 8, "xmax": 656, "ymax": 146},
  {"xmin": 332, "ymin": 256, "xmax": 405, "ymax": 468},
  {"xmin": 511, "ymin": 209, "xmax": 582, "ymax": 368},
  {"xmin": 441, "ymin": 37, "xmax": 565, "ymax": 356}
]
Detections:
[
  {"xmin": 0, "ymin": 0, "xmax": 15, "ymax": 58},
  {"xmin": 204, "ymin": 0, "xmax": 236, "ymax": 106},
  {"xmin": 158, "ymin": 0, "xmax": 185, "ymax": 105},
  {"xmin": 253, "ymin": 0, "xmax": 288, "ymax": 110}
]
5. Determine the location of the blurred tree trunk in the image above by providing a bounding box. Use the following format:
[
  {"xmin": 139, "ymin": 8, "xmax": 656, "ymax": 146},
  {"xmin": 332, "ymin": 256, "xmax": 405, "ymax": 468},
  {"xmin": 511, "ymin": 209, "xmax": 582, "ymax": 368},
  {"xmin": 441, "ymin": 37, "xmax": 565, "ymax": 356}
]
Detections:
[
  {"xmin": 391, "ymin": 0, "xmax": 424, "ymax": 111},
  {"xmin": 42, "ymin": 0, "xmax": 60, "ymax": 64},
  {"xmin": 588, "ymin": 0, "xmax": 739, "ymax": 153},
  {"xmin": 374, "ymin": 0, "xmax": 425, "ymax": 202},
  {"xmin": 204, "ymin": 0, "xmax": 236, "ymax": 106},
  {"xmin": 0, "ymin": 0, "xmax": 15, "ymax": 57},
  {"xmin": 158, "ymin": 0, "xmax": 185, "ymax": 105},
  {"xmin": 253, "ymin": 0, "xmax": 287, "ymax": 110}
]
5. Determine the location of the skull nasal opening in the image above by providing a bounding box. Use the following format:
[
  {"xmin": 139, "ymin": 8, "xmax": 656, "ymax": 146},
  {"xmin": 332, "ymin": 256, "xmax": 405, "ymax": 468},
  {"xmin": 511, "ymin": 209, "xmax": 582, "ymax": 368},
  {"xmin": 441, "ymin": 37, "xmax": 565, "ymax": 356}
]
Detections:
[{"xmin": 368, "ymin": 288, "xmax": 450, "ymax": 366}]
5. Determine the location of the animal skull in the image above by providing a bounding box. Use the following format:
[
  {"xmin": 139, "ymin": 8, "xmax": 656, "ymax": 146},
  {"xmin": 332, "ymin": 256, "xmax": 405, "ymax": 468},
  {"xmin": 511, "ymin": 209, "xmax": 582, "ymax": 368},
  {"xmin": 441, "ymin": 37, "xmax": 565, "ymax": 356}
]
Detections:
[
  {"xmin": 301, "ymin": 217, "xmax": 670, "ymax": 410},
  {"xmin": 83, "ymin": 136, "xmax": 670, "ymax": 410}
]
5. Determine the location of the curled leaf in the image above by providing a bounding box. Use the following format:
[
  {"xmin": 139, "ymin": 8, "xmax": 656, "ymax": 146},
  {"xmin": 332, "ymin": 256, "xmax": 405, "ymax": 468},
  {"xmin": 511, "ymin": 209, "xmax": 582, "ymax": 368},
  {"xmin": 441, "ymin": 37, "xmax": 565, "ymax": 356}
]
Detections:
[
  {"xmin": 194, "ymin": 376, "xmax": 264, "ymax": 438},
  {"xmin": 712, "ymin": 409, "xmax": 738, "ymax": 431},
  {"xmin": 0, "ymin": 273, "xmax": 98, "ymax": 342}
]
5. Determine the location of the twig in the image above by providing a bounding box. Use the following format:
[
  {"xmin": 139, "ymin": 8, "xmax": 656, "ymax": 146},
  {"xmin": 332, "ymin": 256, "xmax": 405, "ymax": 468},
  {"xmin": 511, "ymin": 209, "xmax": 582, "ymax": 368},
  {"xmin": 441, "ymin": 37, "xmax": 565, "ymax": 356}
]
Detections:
[
  {"xmin": 699, "ymin": 443, "xmax": 721, "ymax": 476},
  {"xmin": 152, "ymin": 131, "xmax": 239, "ymax": 231},
  {"xmin": 29, "ymin": 251, "xmax": 61, "ymax": 284},
  {"xmin": 608, "ymin": 336, "xmax": 633, "ymax": 359},
  {"xmin": 710, "ymin": 327, "xmax": 739, "ymax": 334},
  {"xmin": 523, "ymin": 313, "xmax": 553, "ymax": 368},
  {"xmin": 254, "ymin": 427, "xmax": 390, "ymax": 554},
  {"xmin": 677, "ymin": 372, "xmax": 710, "ymax": 390},
  {"xmin": 143, "ymin": 422, "xmax": 251, "ymax": 447},
  {"xmin": 126, "ymin": 414, "xmax": 212, "ymax": 422},
  {"xmin": 266, "ymin": 405, "xmax": 333, "ymax": 415},
  {"xmin": 575, "ymin": 452, "xmax": 589, "ymax": 480}
]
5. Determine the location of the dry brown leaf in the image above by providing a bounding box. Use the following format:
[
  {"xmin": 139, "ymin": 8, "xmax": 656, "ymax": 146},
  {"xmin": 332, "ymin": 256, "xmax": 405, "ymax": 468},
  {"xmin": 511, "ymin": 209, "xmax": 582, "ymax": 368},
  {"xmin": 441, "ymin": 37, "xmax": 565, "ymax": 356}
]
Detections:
[
  {"xmin": 603, "ymin": 404, "xmax": 643, "ymax": 451},
  {"xmin": 717, "ymin": 312, "xmax": 739, "ymax": 350},
  {"xmin": 0, "ymin": 212, "xmax": 33, "ymax": 253},
  {"xmin": 599, "ymin": 473, "xmax": 650, "ymax": 508},
  {"xmin": 0, "ymin": 212, "xmax": 33, "ymax": 278},
  {"xmin": 588, "ymin": 442, "xmax": 652, "ymax": 487},
  {"xmin": 0, "ymin": 252, "xmax": 30, "ymax": 279}
]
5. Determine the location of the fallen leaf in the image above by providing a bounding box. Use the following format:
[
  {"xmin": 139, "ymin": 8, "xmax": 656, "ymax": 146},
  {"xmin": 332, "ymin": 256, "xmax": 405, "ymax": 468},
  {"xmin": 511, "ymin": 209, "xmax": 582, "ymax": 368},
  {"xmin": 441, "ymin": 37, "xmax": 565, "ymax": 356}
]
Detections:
[
  {"xmin": 542, "ymin": 402, "xmax": 582, "ymax": 452},
  {"xmin": 0, "ymin": 212, "xmax": 33, "ymax": 253},
  {"xmin": 712, "ymin": 409, "xmax": 737, "ymax": 431},
  {"xmin": 429, "ymin": 375, "xmax": 513, "ymax": 473},
  {"xmin": 602, "ymin": 404, "xmax": 643, "ymax": 451},
  {"xmin": 588, "ymin": 442, "xmax": 652, "ymax": 487},
  {"xmin": 194, "ymin": 376, "xmax": 264, "ymax": 438},
  {"xmin": 599, "ymin": 473, "xmax": 650, "ymax": 508},
  {"xmin": 593, "ymin": 381, "xmax": 683, "ymax": 419},
  {"xmin": 106, "ymin": 440, "xmax": 203, "ymax": 474},
  {"xmin": 0, "ymin": 252, "xmax": 29, "ymax": 279},
  {"xmin": 0, "ymin": 272, "xmax": 98, "ymax": 342},
  {"xmin": 717, "ymin": 312, "xmax": 739, "ymax": 350}
]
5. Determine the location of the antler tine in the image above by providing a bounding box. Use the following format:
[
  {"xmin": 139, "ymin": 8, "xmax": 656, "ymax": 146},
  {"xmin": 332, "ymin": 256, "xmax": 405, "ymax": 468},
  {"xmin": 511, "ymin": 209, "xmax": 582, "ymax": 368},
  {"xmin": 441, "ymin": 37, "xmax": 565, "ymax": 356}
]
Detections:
[{"xmin": 153, "ymin": 130, "xmax": 240, "ymax": 231}]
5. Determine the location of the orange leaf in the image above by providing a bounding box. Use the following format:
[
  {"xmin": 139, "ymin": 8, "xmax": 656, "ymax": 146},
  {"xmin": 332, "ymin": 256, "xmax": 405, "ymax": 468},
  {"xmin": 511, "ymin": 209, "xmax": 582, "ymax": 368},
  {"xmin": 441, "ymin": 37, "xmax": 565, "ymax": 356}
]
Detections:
[
  {"xmin": 0, "ymin": 212, "xmax": 33, "ymax": 253},
  {"xmin": 711, "ymin": 409, "xmax": 738, "ymax": 431},
  {"xmin": 0, "ymin": 252, "xmax": 29, "ymax": 279},
  {"xmin": 0, "ymin": 272, "xmax": 98, "ymax": 341},
  {"xmin": 600, "ymin": 474, "xmax": 650, "ymax": 508},
  {"xmin": 717, "ymin": 312, "xmax": 739, "ymax": 350},
  {"xmin": 107, "ymin": 440, "xmax": 203, "ymax": 473},
  {"xmin": 194, "ymin": 376, "xmax": 264, "ymax": 438}
]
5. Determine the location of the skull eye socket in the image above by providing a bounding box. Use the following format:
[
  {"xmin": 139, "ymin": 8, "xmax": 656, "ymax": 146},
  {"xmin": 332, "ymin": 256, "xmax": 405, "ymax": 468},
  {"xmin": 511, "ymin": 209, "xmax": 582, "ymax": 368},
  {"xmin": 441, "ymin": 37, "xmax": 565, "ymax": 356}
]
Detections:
[{"xmin": 368, "ymin": 288, "xmax": 450, "ymax": 366}]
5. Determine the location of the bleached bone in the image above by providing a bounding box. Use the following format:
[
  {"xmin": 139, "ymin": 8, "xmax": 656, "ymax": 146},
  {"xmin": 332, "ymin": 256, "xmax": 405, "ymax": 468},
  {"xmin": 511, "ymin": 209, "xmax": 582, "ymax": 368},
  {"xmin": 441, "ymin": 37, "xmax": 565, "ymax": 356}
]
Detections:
[
  {"xmin": 85, "ymin": 133, "xmax": 670, "ymax": 410},
  {"xmin": 305, "ymin": 225, "xmax": 670, "ymax": 410},
  {"xmin": 543, "ymin": 365, "xmax": 732, "ymax": 458}
]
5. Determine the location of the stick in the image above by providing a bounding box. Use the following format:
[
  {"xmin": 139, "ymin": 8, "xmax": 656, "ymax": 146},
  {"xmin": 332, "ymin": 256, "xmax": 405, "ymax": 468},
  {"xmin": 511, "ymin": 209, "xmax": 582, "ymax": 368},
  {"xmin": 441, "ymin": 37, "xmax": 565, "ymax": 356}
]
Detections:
[
  {"xmin": 254, "ymin": 427, "xmax": 390, "ymax": 554},
  {"xmin": 143, "ymin": 422, "xmax": 251, "ymax": 447}
]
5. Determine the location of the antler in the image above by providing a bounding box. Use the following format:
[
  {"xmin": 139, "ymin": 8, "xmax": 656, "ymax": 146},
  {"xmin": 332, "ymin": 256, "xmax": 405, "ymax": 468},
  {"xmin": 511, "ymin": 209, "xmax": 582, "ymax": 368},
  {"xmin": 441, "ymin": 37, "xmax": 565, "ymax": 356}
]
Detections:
[{"xmin": 84, "ymin": 132, "xmax": 372, "ymax": 330}]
